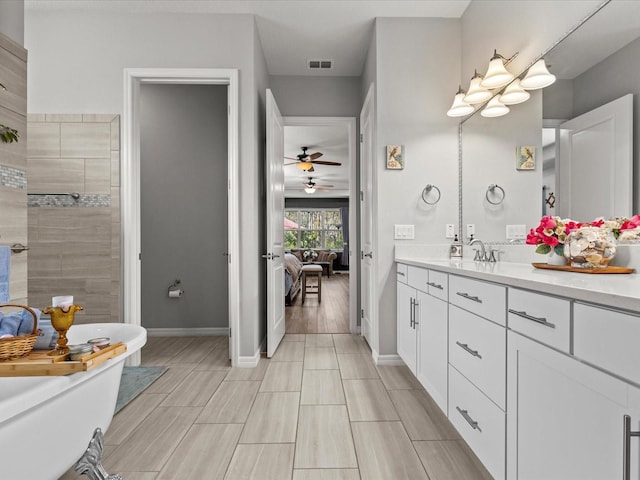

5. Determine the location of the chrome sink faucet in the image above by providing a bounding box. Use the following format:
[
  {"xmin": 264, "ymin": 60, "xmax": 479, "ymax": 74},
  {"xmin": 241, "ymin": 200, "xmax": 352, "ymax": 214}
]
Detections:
[{"xmin": 469, "ymin": 237, "xmax": 495, "ymax": 262}]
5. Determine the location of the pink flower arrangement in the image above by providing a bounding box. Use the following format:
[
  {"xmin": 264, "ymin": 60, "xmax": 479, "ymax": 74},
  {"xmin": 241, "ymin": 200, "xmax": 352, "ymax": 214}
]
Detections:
[{"xmin": 526, "ymin": 216, "xmax": 581, "ymax": 256}]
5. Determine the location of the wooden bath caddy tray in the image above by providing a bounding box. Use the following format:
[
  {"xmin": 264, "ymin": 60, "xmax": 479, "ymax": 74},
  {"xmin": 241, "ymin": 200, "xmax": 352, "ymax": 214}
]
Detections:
[
  {"xmin": 532, "ymin": 263, "xmax": 635, "ymax": 274},
  {"xmin": 0, "ymin": 341, "xmax": 127, "ymax": 377}
]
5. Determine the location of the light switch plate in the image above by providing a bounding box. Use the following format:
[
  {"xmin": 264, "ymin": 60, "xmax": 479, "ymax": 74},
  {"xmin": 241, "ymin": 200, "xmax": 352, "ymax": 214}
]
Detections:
[
  {"xmin": 506, "ymin": 224, "xmax": 527, "ymax": 239},
  {"xmin": 394, "ymin": 224, "xmax": 415, "ymax": 240}
]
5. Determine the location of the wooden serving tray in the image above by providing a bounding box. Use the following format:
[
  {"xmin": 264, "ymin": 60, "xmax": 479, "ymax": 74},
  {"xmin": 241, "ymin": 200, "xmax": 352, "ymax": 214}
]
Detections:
[
  {"xmin": 532, "ymin": 263, "xmax": 635, "ymax": 274},
  {"xmin": 0, "ymin": 341, "xmax": 127, "ymax": 376}
]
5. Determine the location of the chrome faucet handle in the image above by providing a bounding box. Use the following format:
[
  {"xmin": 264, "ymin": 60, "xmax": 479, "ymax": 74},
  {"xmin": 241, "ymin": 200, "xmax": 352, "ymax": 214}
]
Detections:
[
  {"xmin": 473, "ymin": 249, "xmax": 483, "ymax": 261},
  {"xmin": 488, "ymin": 249, "xmax": 497, "ymax": 262}
]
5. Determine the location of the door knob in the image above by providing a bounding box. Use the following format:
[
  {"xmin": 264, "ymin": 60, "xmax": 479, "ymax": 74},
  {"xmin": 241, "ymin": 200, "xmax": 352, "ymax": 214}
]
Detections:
[{"xmin": 361, "ymin": 251, "xmax": 373, "ymax": 259}]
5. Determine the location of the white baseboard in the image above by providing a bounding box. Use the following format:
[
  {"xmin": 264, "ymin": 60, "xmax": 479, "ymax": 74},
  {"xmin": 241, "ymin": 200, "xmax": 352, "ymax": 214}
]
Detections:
[
  {"xmin": 237, "ymin": 336, "xmax": 266, "ymax": 368},
  {"xmin": 146, "ymin": 327, "xmax": 229, "ymax": 337},
  {"xmin": 372, "ymin": 351, "xmax": 404, "ymax": 366}
]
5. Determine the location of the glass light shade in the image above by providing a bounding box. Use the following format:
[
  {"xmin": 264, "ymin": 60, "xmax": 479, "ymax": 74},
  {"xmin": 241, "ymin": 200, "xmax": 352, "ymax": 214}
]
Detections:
[
  {"xmin": 463, "ymin": 73, "xmax": 492, "ymax": 104},
  {"xmin": 304, "ymin": 186, "xmax": 316, "ymax": 194},
  {"xmin": 481, "ymin": 96, "xmax": 510, "ymax": 117},
  {"xmin": 480, "ymin": 55, "xmax": 515, "ymax": 89},
  {"xmin": 296, "ymin": 161, "xmax": 313, "ymax": 172},
  {"xmin": 520, "ymin": 59, "xmax": 556, "ymax": 90},
  {"xmin": 447, "ymin": 91, "xmax": 475, "ymax": 117},
  {"xmin": 499, "ymin": 79, "xmax": 530, "ymax": 105}
]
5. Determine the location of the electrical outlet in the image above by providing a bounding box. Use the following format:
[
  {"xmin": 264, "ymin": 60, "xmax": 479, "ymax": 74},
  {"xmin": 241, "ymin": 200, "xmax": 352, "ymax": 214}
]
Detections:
[
  {"xmin": 466, "ymin": 224, "xmax": 476, "ymax": 238},
  {"xmin": 445, "ymin": 224, "xmax": 455, "ymax": 238}
]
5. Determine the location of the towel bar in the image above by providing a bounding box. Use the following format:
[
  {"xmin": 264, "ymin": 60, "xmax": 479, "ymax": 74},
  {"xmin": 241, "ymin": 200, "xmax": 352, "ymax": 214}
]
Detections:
[{"xmin": 3, "ymin": 243, "xmax": 29, "ymax": 254}]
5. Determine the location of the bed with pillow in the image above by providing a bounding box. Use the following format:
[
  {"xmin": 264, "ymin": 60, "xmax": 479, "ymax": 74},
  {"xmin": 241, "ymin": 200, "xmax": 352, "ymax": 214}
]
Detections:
[{"xmin": 284, "ymin": 253, "xmax": 303, "ymax": 305}]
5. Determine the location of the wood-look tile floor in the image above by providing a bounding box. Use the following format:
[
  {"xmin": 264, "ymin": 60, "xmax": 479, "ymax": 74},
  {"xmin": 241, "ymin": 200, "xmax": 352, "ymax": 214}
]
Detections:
[{"xmin": 60, "ymin": 334, "xmax": 493, "ymax": 480}]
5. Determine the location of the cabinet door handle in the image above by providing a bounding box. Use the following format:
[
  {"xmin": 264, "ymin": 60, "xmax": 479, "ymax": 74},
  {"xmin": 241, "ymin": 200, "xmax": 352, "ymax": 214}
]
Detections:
[
  {"xmin": 623, "ymin": 415, "xmax": 640, "ymax": 480},
  {"xmin": 456, "ymin": 406, "xmax": 482, "ymax": 432},
  {"xmin": 397, "ymin": 271, "xmax": 406, "ymax": 277},
  {"xmin": 427, "ymin": 282, "xmax": 443, "ymax": 290},
  {"xmin": 508, "ymin": 309, "xmax": 556, "ymax": 329},
  {"xmin": 413, "ymin": 298, "xmax": 419, "ymax": 328},
  {"xmin": 410, "ymin": 298, "xmax": 417, "ymax": 328},
  {"xmin": 456, "ymin": 341, "xmax": 482, "ymax": 359},
  {"xmin": 456, "ymin": 292, "xmax": 482, "ymax": 303}
]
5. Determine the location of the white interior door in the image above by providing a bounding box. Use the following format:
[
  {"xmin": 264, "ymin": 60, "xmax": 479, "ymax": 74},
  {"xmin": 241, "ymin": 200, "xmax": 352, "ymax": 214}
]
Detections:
[
  {"xmin": 558, "ymin": 94, "xmax": 633, "ymax": 220},
  {"xmin": 265, "ymin": 89, "xmax": 286, "ymax": 358},
  {"xmin": 360, "ymin": 84, "xmax": 375, "ymax": 350}
]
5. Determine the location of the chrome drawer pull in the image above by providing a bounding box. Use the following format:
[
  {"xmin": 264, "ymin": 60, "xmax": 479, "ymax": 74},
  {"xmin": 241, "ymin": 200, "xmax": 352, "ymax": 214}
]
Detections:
[
  {"xmin": 409, "ymin": 298, "xmax": 415, "ymax": 328},
  {"xmin": 508, "ymin": 309, "xmax": 556, "ymax": 329},
  {"xmin": 624, "ymin": 415, "xmax": 640, "ymax": 480},
  {"xmin": 456, "ymin": 406, "xmax": 482, "ymax": 432},
  {"xmin": 456, "ymin": 292, "xmax": 482, "ymax": 303},
  {"xmin": 427, "ymin": 282, "xmax": 444, "ymax": 290},
  {"xmin": 456, "ymin": 341, "xmax": 482, "ymax": 359},
  {"xmin": 397, "ymin": 271, "xmax": 406, "ymax": 277}
]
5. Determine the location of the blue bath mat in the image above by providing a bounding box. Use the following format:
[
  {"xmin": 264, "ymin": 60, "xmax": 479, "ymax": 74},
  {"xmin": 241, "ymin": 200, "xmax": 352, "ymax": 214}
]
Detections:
[{"xmin": 115, "ymin": 366, "xmax": 168, "ymax": 414}]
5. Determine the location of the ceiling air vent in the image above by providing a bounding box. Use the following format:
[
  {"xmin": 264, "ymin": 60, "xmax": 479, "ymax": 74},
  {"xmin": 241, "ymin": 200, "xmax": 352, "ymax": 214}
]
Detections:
[{"xmin": 308, "ymin": 59, "xmax": 333, "ymax": 70}]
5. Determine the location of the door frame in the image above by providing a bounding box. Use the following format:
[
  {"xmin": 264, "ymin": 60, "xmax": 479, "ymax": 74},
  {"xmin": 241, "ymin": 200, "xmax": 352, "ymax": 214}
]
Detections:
[
  {"xmin": 282, "ymin": 116, "xmax": 359, "ymax": 333},
  {"xmin": 122, "ymin": 68, "xmax": 239, "ymax": 367}
]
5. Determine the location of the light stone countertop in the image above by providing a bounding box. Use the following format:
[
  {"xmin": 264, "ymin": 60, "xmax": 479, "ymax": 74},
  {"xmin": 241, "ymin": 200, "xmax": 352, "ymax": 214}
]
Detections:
[{"xmin": 394, "ymin": 255, "xmax": 640, "ymax": 314}]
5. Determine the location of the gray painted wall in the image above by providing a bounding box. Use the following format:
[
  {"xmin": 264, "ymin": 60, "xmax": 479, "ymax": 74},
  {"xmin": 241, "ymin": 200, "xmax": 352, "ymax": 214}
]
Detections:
[
  {"xmin": 0, "ymin": 0, "xmax": 23, "ymax": 46},
  {"xmin": 140, "ymin": 84, "xmax": 228, "ymax": 330},
  {"xmin": 285, "ymin": 197, "xmax": 349, "ymax": 209},
  {"xmin": 268, "ymin": 76, "xmax": 361, "ymax": 117}
]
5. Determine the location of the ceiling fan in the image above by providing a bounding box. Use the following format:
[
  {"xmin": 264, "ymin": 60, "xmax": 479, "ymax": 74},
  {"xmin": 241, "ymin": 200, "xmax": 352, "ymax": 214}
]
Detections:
[
  {"xmin": 284, "ymin": 146, "xmax": 342, "ymax": 172},
  {"xmin": 298, "ymin": 177, "xmax": 334, "ymax": 194}
]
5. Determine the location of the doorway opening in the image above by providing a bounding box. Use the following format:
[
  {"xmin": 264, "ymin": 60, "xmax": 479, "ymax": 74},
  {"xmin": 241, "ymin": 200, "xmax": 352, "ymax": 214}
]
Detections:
[
  {"xmin": 281, "ymin": 117, "xmax": 358, "ymax": 336},
  {"xmin": 122, "ymin": 68, "xmax": 239, "ymax": 366}
]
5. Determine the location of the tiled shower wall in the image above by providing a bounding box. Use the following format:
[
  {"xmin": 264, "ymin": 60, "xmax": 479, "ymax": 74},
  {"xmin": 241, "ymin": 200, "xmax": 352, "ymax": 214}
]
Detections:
[{"xmin": 27, "ymin": 114, "xmax": 120, "ymax": 323}]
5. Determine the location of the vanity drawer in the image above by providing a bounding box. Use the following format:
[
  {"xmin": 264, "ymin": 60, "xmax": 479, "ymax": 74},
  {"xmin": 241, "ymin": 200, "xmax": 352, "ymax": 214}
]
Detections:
[
  {"xmin": 407, "ymin": 265, "xmax": 429, "ymax": 292},
  {"xmin": 396, "ymin": 263, "xmax": 408, "ymax": 284},
  {"xmin": 449, "ymin": 275, "xmax": 506, "ymax": 326},
  {"xmin": 449, "ymin": 365, "xmax": 505, "ymax": 480},
  {"xmin": 449, "ymin": 304, "xmax": 506, "ymax": 409},
  {"xmin": 508, "ymin": 288, "xmax": 571, "ymax": 353},
  {"xmin": 427, "ymin": 270, "xmax": 448, "ymax": 301},
  {"xmin": 574, "ymin": 302, "xmax": 640, "ymax": 386}
]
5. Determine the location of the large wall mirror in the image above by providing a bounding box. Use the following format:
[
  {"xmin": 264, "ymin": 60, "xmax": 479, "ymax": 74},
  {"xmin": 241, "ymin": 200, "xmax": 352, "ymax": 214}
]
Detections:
[{"xmin": 461, "ymin": 0, "xmax": 640, "ymax": 243}]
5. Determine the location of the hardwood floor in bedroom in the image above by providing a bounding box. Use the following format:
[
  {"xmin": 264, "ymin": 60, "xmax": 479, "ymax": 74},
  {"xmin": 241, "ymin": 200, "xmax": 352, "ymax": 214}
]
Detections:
[{"xmin": 286, "ymin": 272, "xmax": 350, "ymax": 334}]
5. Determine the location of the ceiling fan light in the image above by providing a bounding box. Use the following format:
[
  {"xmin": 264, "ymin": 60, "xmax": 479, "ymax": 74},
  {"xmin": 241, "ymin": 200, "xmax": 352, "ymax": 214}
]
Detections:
[
  {"xmin": 304, "ymin": 186, "xmax": 316, "ymax": 194},
  {"xmin": 480, "ymin": 51, "xmax": 515, "ymax": 89},
  {"xmin": 520, "ymin": 59, "xmax": 556, "ymax": 90},
  {"xmin": 481, "ymin": 96, "xmax": 510, "ymax": 117},
  {"xmin": 296, "ymin": 161, "xmax": 313, "ymax": 172},
  {"xmin": 463, "ymin": 72, "xmax": 492, "ymax": 104},
  {"xmin": 447, "ymin": 86, "xmax": 475, "ymax": 117},
  {"xmin": 499, "ymin": 79, "xmax": 530, "ymax": 105}
]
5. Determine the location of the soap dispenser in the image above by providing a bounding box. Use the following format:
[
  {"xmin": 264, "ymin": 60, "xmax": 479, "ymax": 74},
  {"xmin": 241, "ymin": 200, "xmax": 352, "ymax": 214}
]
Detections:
[{"xmin": 450, "ymin": 234, "xmax": 463, "ymax": 258}]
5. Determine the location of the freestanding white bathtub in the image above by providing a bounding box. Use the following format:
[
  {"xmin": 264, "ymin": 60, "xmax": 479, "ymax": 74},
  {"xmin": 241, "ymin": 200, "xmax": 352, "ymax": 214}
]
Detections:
[{"xmin": 0, "ymin": 323, "xmax": 147, "ymax": 480}]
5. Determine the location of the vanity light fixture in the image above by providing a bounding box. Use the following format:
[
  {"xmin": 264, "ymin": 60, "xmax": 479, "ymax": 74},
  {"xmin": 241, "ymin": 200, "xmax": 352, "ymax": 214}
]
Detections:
[
  {"xmin": 499, "ymin": 79, "xmax": 530, "ymax": 105},
  {"xmin": 481, "ymin": 96, "xmax": 510, "ymax": 117},
  {"xmin": 463, "ymin": 71, "xmax": 492, "ymax": 104},
  {"xmin": 480, "ymin": 50, "xmax": 516, "ymax": 89},
  {"xmin": 447, "ymin": 86, "xmax": 476, "ymax": 117},
  {"xmin": 520, "ymin": 59, "xmax": 556, "ymax": 90}
]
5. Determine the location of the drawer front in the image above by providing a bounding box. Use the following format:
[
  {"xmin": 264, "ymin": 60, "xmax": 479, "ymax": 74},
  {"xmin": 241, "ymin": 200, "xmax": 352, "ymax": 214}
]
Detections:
[
  {"xmin": 449, "ymin": 305, "xmax": 506, "ymax": 409},
  {"xmin": 396, "ymin": 263, "xmax": 408, "ymax": 284},
  {"xmin": 574, "ymin": 303, "xmax": 640, "ymax": 385},
  {"xmin": 407, "ymin": 265, "xmax": 428, "ymax": 292},
  {"xmin": 508, "ymin": 288, "xmax": 571, "ymax": 352},
  {"xmin": 449, "ymin": 366, "xmax": 505, "ymax": 480},
  {"xmin": 449, "ymin": 275, "xmax": 506, "ymax": 326},
  {"xmin": 427, "ymin": 270, "xmax": 448, "ymax": 301}
]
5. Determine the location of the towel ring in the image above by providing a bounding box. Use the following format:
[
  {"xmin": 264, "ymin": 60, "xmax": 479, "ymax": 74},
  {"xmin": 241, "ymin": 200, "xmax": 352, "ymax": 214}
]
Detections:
[
  {"xmin": 486, "ymin": 184, "xmax": 505, "ymax": 205},
  {"xmin": 421, "ymin": 184, "xmax": 441, "ymax": 205}
]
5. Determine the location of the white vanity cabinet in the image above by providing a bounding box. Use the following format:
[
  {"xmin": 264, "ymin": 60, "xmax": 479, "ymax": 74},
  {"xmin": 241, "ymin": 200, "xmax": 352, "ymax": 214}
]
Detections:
[
  {"xmin": 397, "ymin": 264, "xmax": 418, "ymax": 374},
  {"xmin": 507, "ymin": 329, "xmax": 640, "ymax": 480},
  {"xmin": 396, "ymin": 264, "xmax": 449, "ymax": 410}
]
